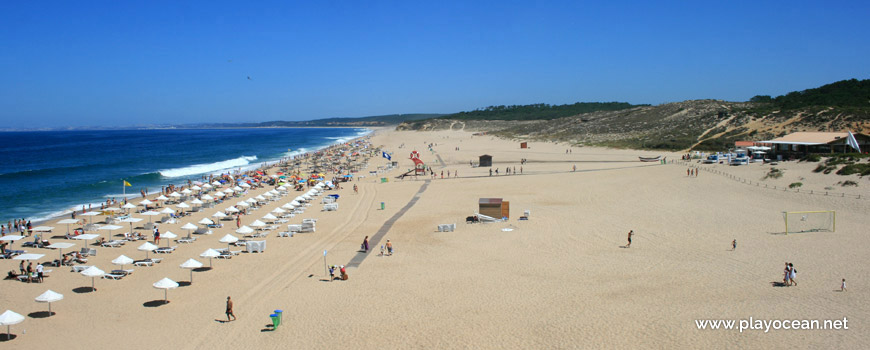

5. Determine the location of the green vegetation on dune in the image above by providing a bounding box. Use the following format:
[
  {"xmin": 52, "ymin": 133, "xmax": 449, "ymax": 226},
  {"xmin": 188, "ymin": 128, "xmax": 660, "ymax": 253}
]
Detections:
[
  {"xmin": 750, "ymin": 79, "xmax": 870, "ymax": 112},
  {"xmin": 441, "ymin": 102, "xmax": 644, "ymax": 121}
]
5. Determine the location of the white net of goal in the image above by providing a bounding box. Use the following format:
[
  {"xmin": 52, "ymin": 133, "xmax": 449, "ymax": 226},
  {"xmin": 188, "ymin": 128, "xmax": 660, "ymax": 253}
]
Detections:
[{"xmin": 782, "ymin": 211, "xmax": 835, "ymax": 234}]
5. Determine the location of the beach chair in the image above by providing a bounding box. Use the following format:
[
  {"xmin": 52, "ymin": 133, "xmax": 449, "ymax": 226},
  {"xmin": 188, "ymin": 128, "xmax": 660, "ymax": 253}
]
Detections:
[
  {"xmin": 111, "ymin": 269, "xmax": 134, "ymax": 276},
  {"xmin": 71, "ymin": 265, "xmax": 94, "ymax": 272},
  {"xmin": 133, "ymin": 260, "xmax": 153, "ymax": 267},
  {"xmin": 101, "ymin": 240, "xmax": 124, "ymax": 248},
  {"xmin": 154, "ymin": 246, "xmax": 177, "ymax": 254},
  {"xmin": 176, "ymin": 237, "xmax": 196, "ymax": 244},
  {"xmin": 437, "ymin": 223, "xmax": 456, "ymax": 232},
  {"xmin": 277, "ymin": 230, "xmax": 293, "ymax": 237},
  {"xmin": 102, "ymin": 273, "xmax": 125, "ymax": 280}
]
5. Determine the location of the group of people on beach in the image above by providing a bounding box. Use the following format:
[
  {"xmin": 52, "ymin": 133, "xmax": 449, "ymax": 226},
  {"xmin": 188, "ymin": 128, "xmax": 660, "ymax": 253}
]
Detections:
[
  {"xmin": 783, "ymin": 263, "xmax": 798, "ymax": 286},
  {"xmin": 687, "ymin": 168, "xmax": 698, "ymax": 177},
  {"xmin": 1, "ymin": 219, "xmax": 32, "ymax": 236},
  {"xmin": 8, "ymin": 260, "xmax": 44, "ymax": 283},
  {"xmin": 489, "ymin": 167, "xmax": 520, "ymax": 176}
]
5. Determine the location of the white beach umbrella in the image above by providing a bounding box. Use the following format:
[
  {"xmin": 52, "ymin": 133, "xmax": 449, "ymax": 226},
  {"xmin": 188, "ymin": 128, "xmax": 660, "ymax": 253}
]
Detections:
[
  {"xmin": 201, "ymin": 194, "xmax": 214, "ymax": 201},
  {"xmin": 35, "ymin": 290, "xmax": 64, "ymax": 316},
  {"xmin": 169, "ymin": 192, "xmax": 182, "ymax": 198},
  {"xmin": 155, "ymin": 195, "xmax": 169, "ymax": 201},
  {"xmin": 302, "ymin": 194, "xmax": 313, "ymax": 201},
  {"xmin": 219, "ymin": 234, "xmax": 239, "ymax": 250},
  {"xmin": 277, "ymin": 185, "xmax": 288, "ymax": 191},
  {"xmin": 138, "ymin": 242, "xmax": 159, "ymax": 259},
  {"xmin": 294, "ymin": 196, "xmax": 305, "ymax": 202},
  {"xmin": 212, "ymin": 211, "xmax": 227, "ymax": 219},
  {"xmin": 112, "ymin": 255, "xmax": 134, "ymax": 270},
  {"xmin": 180, "ymin": 223, "xmax": 198, "ymax": 238},
  {"xmin": 235, "ymin": 201, "xmax": 250, "ymax": 207},
  {"xmin": 80, "ymin": 266, "xmax": 105, "ymax": 292},
  {"xmin": 200, "ymin": 249, "xmax": 221, "ymax": 268},
  {"xmin": 180, "ymin": 259, "xmax": 204, "ymax": 283},
  {"xmin": 223, "ymin": 188, "xmax": 234, "ymax": 194},
  {"xmin": 141, "ymin": 211, "xmax": 161, "ymax": 222},
  {"xmin": 233, "ymin": 186, "xmax": 244, "ymax": 192},
  {"xmin": 211, "ymin": 181, "xmax": 222, "ymax": 187},
  {"xmin": 268, "ymin": 189, "xmax": 280, "ymax": 195},
  {"xmin": 14, "ymin": 253, "xmax": 45, "ymax": 261},
  {"xmin": 191, "ymin": 185, "xmax": 202, "ymax": 191},
  {"xmin": 240, "ymin": 183, "xmax": 251, "ymax": 188},
  {"xmin": 139, "ymin": 199, "xmax": 153, "ymax": 206},
  {"xmin": 255, "ymin": 195, "xmax": 266, "ymax": 201},
  {"xmin": 0, "ymin": 310, "xmax": 25, "ymax": 340},
  {"xmin": 245, "ymin": 198, "xmax": 258, "ymax": 204},
  {"xmin": 32, "ymin": 226, "xmax": 54, "ymax": 232},
  {"xmin": 271, "ymin": 207, "xmax": 285, "ymax": 214},
  {"xmin": 181, "ymin": 189, "xmax": 193, "ymax": 195},
  {"xmin": 213, "ymin": 191, "xmax": 225, "ymax": 198},
  {"xmin": 190, "ymin": 199, "xmax": 204, "ymax": 205},
  {"xmin": 262, "ymin": 213, "xmax": 277, "ymax": 221},
  {"xmin": 98, "ymin": 225, "xmax": 123, "ymax": 239},
  {"xmin": 198, "ymin": 218, "xmax": 214, "ymax": 226},
  {"xmin": 57, "ymin": 218, "xmax": 80, "ymax": 234},
  {"xmin": 249, "ymin": 220, "xmax": 266, "ymax": 228},
  {"xmin": 122, "ymin": 203, "xmax": 137, "ymax": 211},
  {"xmin": 47, "ymin": 242, "xmax": 75, "ymax": 260},
  {"xmin": 120, "ymin": 217, "xmax": 143, "ymax": 234},
  {"xmin": 0, "ymin": 235, "xmax": 25, "ymax": 242},
  {"xmin": 72, "ymin": 233, "xmax": 100, "ymax": 247},
  {"xmin": 176, "ymin": 202, "xmax": 190, "ymax": 211},
  {"xmin": 282, "ymin": 203, "xmax": 294, "ymax": 209},
  {"xmin": 202, "ymin": 184, "xmax": 213, "ymax": 189},
  {"xmin": 81, "ymin": 211, "xmax": 100, "ymax": 224},
  {"xmin": 236, "ymin": 226, "xmax": 254, "ymax": 235},
  {"xmin": 160, "ymin": 231, "xmax": 177, "ymax": 247},
  {"xmin": 159, "ymin": 207, "xmax": 175, "ymax": 214},
  {"xmin": 153, "ymin": 278, "xmax": 179, "ymax": 303},
  {"xmin": 225, "ymin": 206, "xmax": 240, "ymax": 213}
]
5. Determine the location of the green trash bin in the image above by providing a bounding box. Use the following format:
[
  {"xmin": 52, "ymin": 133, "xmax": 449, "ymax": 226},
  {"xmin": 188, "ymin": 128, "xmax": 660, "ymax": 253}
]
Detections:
[
  {"xmin": 270, "ymin": 314, "xmax": 279, "ymax": 328},
  {"xmin": 381, "ymin": 177, "xmax": 387, "ymax": 183},
  {"xmin": 380, "ymin": 202, "xmax": 385, "ymax": 210},
  {"xmin": 274, "ymin": 309, "xmax": 283, "ymax": 325}
]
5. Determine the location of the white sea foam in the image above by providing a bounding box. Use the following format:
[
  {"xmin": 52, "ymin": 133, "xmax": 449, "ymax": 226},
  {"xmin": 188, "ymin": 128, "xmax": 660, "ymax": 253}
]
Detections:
[{"xmin": 158, "ymin": 156, "xmax": 258, "ymax": 178}]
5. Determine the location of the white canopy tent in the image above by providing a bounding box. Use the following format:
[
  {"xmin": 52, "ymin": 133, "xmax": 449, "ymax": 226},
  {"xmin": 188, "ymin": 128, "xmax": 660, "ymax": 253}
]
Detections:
[{"xmin": 0, "ymin": 310, "xmax": 24, "ymax": 340}]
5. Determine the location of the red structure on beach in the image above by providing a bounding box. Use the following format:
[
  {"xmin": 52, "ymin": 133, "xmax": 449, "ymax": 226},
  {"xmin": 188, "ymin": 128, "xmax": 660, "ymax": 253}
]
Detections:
[{"xmin": 410, "ymin": 151, "xmax": 426, "ymax": 175}]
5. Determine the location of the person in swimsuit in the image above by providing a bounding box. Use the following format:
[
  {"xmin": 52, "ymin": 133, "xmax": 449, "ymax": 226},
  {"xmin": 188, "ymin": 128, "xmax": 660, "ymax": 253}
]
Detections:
[
  {"xmin": 226, "ymin": 296, "xmax": 236, "ymax": 321},
  {"xmin": 626, "ymin": 230, "xmax": 633, "ymax": 248}
]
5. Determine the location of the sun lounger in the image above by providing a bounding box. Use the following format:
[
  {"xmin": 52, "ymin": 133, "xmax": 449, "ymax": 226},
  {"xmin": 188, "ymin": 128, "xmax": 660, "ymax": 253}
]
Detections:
[
  {"xmin": 133, "ymin": 261, "xmax": 153, "ymax": 267},
  {"xmin": 277, "ymin": 231, "xmax": 294, "ymax": 237},
  {"xmin": 437, "ymin": 223, "xmax": 456, "ymax": 232},
  {"xmin": 154, "ymin": 246, "xmax": 177, "ymax": 254},
  {"xmin": 71, "ymin": 265, "xmax": 94, "ymax": 272},
  {"xmin": 176, "ymin": 237, "xmax": 196, "ymax": 243},
  {"xmin": 103, "ymin": 273, "xmax": 125, "ymax": 280},
  {"xmin": 111, "ymin": 269, "xmax": 134, "ymax": 276},
  {"xmin": 101, "ymin": 240, "xmax": 125, "ymax": 247}
]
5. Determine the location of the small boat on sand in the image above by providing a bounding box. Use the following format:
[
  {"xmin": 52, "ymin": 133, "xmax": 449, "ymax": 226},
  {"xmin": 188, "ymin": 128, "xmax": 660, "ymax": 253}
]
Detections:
[{"xmin": 638, "ymin": 156, "xmax": 661, "ymax": 162}]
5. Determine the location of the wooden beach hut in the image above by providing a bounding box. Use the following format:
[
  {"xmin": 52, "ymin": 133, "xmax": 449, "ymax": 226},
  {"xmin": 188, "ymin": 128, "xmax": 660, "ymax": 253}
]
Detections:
[
  {"xmin": 479, "ymin": 154, "xmax": 492, "ymax": 167},
  {"xmin": 479, "ymin": 198, "xmax": 509, "ymax": 219},
  {"xmin": 520, "ymin": 142, "xmax": 528, "ymax": 149}
]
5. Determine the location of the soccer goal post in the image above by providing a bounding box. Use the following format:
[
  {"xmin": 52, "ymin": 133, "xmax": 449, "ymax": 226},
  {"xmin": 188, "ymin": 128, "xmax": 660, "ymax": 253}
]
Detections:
[{"xmin": 782, "ymin": 211, "xmax": 836, "ymax": 234}]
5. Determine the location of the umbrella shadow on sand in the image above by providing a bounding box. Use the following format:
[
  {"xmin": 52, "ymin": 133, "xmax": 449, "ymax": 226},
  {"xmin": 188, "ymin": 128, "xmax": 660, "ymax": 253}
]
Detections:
[
  {"xmin": 72, "ymin": 287, "xmax": 96, "ymax": 294},
  {"xmin": 178, "ymin": 281, "xmax": 192, "ymax": 287},
  {"xmin": 193, "ymin": 267, "xmax": 212, "ymax": 272},
  {"xmin": 0, "ymin": 334, "xmax": 18, "ymax": 342},
  {"xmin": 28, "ymin": 311, "xmax": 54, "ymax": 319},
  {"xmin": 143, "ymin": 300, "xmax": 170, "ymax": 307}
]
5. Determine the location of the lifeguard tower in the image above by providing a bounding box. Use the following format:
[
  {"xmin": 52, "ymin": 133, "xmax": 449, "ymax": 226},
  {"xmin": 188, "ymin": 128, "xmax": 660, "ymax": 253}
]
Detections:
[{"xmin": 410, "ymin": 150, "xmax": 426, "ymax": 175}]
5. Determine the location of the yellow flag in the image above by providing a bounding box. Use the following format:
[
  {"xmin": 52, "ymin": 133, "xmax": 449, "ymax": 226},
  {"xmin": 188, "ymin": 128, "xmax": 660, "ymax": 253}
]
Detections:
[{"xmin": 123, "ymin": 180, "xmax": 132, "ymax": 187}]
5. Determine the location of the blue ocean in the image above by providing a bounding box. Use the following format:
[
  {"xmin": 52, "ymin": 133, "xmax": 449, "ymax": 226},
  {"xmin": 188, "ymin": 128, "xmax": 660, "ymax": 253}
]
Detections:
[{"xmin": 0, "ymin": 127, "xmax": 369, "ymax": 224}]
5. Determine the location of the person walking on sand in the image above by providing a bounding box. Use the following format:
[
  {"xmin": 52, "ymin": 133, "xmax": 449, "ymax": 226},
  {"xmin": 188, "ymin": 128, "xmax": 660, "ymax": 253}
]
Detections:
[
  {"xmin": 573, "ymin": 165, "xmax": 576, "ymax": 172},
  {"xmin": 841, "ymin": 278, "xmax": 847, "ymax": 292},
  {"xmin": 789, "ymin": 263, "xmax": 797, "ymax": 286},
  {"xmin": 353, "ymin": 184, "xmax": 358, "ymax": 194},
  {"xmin": 386, "ymin": 240, "xmax": 393, "ymax": 255},
  {"xmin": 687, "ymin": 168, "xmax": 691, "ymax": 176},
  {"xmin": 362, "ymin": 236, "xmax": 369, "ymax": 252},
  {"xmin": 226, "ymin": 296, "xmax": 237, "ymax": 321},
  {"xmin": 783, "ymin": 262, "xmax": 791, "ymax": 286},
  {"xmin": 626, "ymin": 230, "xmax": 633, "ymax": 248},
  {"xmin": 732, "ymin": 239, "xmax": 737, "ymax": 251}
]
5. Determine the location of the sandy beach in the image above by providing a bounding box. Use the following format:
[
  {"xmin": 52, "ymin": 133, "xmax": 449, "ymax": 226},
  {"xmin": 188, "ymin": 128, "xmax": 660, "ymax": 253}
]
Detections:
[{"xmin": 2, "ymin": 128, "xmax": 868, "ymax": 349}]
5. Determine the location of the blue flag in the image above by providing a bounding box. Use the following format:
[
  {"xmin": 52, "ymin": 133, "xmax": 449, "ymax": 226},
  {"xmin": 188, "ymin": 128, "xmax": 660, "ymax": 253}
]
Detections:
[{"xmin": 382, "ymin": 151, "xmax": 391, "ymax": 160}]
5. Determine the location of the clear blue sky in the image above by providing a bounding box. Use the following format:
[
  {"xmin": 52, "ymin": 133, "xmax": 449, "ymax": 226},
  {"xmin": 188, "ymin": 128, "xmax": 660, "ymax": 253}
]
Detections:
[{"xmin": 1, "ymin": 1, "xmax": 868, "ymax": 128}]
